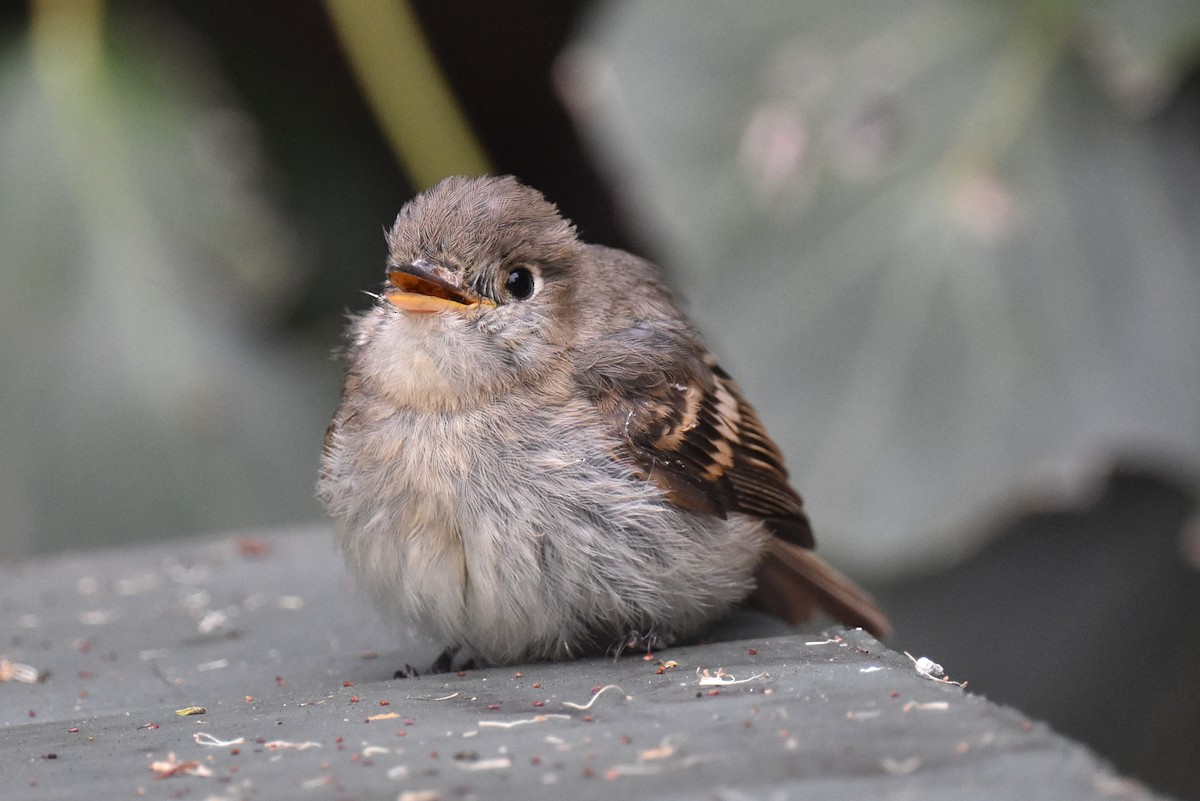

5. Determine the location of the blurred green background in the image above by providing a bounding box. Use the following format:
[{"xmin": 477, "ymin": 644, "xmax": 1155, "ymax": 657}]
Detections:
[{"xmin": 2, "ymin": 0, "xmax": 1199, "ymax": 795}]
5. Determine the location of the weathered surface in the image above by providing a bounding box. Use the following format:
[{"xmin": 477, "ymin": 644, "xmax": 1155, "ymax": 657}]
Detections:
[{"xmin": 1, "ymin": 527, "xmax": 1162, "ymax": 800}]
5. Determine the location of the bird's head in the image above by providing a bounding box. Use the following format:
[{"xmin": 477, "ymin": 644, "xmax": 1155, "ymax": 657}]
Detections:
[{"xmin": 352, "ymin": 176, "xmax": 585, "ymax": 409}]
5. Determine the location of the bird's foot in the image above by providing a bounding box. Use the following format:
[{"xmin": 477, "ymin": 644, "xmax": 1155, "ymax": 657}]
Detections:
[
  {"xmin": 430, "ymin": 645, "xmax": 459, "ymax": 675},
  {"xmin": 393, "ymin": 645, "xmax": 473, "ymax": 678},
  {"xmin": 609, "ymin": 629, "xmax": 663, "ymax": 661},
  {"xmin": 393, "ymin": 663, "xmax": 421, "ymax": 679}
]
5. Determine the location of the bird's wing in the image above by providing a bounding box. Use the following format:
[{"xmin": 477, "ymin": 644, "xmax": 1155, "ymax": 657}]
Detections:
[
  {"xmin": 573, "ymin": 319, "xmax": 891, "ymax": 639},
  {"xmin": 572, "ymin": 321, "xmax": 814, "ymax": 549}
]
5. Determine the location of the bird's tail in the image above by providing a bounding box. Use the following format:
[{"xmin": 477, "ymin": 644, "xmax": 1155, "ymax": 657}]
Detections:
[{"xmin": 749, "ymin": 539, "xmax": 892, "ymax": 640}]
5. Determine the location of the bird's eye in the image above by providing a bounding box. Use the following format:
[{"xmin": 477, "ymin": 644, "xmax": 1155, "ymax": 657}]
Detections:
[{"xmin": 504, "ymin": 267, "xmax": 537, "ymax": 300}]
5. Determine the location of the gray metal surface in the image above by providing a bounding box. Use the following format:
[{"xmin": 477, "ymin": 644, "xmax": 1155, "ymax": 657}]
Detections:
[{"xmin": 1, "ymin": 527, "xmax": 1162, "ymax": 800}]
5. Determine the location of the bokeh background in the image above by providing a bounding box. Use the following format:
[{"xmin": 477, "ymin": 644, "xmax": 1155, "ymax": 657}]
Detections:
[{"xmin": 2, "ymin": 1, "xmax": 1199, "ymax": 795}]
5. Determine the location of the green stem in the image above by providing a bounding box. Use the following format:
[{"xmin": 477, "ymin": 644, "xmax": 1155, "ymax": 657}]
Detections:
[{"xmin": 323, "ymin": 0, "xmax": 493, "ymax": 189}]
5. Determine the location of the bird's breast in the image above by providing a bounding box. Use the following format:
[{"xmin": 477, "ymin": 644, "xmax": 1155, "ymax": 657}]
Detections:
[{"xmin": 333, "ymin": 400, "xmax": 596, "ymax": 655}]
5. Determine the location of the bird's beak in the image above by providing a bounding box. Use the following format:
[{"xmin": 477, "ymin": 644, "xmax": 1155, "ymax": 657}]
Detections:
[{"xmin": 385, "ymin": 260, "xmax": 495, "ymax": 314}]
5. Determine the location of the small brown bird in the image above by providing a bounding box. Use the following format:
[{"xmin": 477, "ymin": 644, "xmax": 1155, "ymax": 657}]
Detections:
[{"xmin": 318, "ymin": 176, "xmax": 889, "ymax": 670}]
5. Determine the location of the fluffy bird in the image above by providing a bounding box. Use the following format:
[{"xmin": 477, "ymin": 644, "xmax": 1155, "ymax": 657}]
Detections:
[{"xmin": 318, "ymin": 176, "xmax": 889, "ymax": 669}]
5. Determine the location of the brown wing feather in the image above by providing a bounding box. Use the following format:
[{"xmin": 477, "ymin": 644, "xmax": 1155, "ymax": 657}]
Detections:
[
  {"xmin": 575, "ymin": 329, "xmax": 812, "ymax": 548},
  {"xmin": 574, "ymin": 320, "xmax": 889, "ymax": 639}
]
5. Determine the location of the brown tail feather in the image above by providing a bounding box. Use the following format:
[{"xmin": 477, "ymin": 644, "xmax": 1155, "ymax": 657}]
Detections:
[{"xmin": 749, "ymin": 539, "xmax": 892, "ymax": 640}]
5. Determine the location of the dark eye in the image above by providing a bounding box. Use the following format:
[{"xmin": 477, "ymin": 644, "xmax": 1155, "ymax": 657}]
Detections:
[{"xmin": 504, "ymin": 267, "xmax": 537, "ymax": 300}]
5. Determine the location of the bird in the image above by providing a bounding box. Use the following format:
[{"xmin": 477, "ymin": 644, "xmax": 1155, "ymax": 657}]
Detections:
[{"xmin": 317, "ymin": 175, "xmax": 889, "ymax": 671}]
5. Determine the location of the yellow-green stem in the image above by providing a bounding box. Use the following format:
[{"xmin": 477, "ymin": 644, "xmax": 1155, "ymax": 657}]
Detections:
[{"xmin": 323, "ymin": 0, "xmax": 493, "ymax": 189}]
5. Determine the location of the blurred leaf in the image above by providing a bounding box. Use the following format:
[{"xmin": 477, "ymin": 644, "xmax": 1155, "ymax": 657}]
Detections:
[
  {"xmin": 0, "ymin": 6, "xmax": 337, "ymax": 556},
  {"xmin": 566, "ymin": 0, "xmax": 1200, "ymax": 576},
  {"xmin": 1081, "ymin": 0, "xmax": 1200, "ymax": 114}
]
